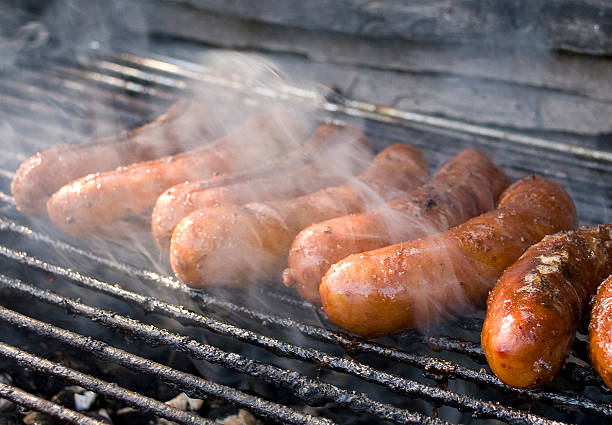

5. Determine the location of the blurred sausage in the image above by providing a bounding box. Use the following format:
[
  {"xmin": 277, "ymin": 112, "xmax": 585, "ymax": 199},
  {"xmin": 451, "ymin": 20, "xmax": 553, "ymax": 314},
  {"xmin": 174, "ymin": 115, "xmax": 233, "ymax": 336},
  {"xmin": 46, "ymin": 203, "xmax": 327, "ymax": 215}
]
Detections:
[
  {"xmin": 170, "ymin": 143, "xmax": 429, "ymax": 287},
  {"xmin": 320, "ymin": 176, "xmax": 577, "ymax": 337},
  {"xmin": 152, "ymin": 123, "xmax": 372, "ymax": 250},
  {"xmin": 481, "ymin": 223, "xmax": 612, "ymax": 389},
  {"xmin": 46, "ymin": 109, "xmax": 306, "ymax": 237},
  {"xmin": 11, "ymin": 101, "xmax": 221, "ymax": 216},
  {"xmin": 284, "ymin": 149, "xmax": 509, "ymax": 303},
  {"xmin": 590, "ymin": 273, "xmax": 612, "ymax": 391}
]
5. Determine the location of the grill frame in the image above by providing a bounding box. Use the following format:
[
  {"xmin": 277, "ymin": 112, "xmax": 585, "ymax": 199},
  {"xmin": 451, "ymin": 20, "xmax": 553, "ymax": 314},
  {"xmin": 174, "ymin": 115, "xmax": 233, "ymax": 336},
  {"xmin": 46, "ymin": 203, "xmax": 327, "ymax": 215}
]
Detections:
[{"xmin": 0, "ymin": 45, "xmax": 610, "ymax": 425}]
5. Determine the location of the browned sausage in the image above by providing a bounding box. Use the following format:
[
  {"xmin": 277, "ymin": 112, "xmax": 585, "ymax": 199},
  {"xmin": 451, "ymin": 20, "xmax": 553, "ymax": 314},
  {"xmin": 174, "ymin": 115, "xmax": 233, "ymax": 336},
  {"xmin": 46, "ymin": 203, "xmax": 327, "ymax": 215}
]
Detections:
[
  {"xmin": 590, "ymin": 273, "xmax": 612, "ymax": 391},
  {"xmin": 11, "ymin": 101, "xmax": 221, "ymax": 216},
  {"xmin": 170, "ymin": 143, "xmax": 429, "ymax": 287},
  {"xmin": 320, "ymin": 176, "xmax": 577, "ymax": 337},
  {"xmin": 152, "ymin": 123, "xmax": 373, "ymax": 250},
  {"xmin": 284, "ymin": 149, "xmax": 509, "ymax": 303},
  {"xmin": 46, "ymin": 110, "xmax": 306, "ymax": 237},
  {"xmin": 482, "ymin": 224, "xmax": 612, "ymax": 389}
]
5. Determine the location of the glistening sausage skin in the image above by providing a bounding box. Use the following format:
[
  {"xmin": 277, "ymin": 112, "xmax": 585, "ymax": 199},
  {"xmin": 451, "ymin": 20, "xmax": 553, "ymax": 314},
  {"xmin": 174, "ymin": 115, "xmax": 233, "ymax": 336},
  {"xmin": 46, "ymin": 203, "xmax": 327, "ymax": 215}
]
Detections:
[
  {"xmin": 320, "ymin": 176, "xmax": 577, "ymax": 337},
  {"xmin": 170, "ymin": 143, "xmax": 429, "ymax": 287},
  {"xmin": 482, "ymin": 224, "xmax": 612, "ymax": 389},
  {"xmin": 283, "ymin": 149, "xmax": 509, "ymax": 303},
  {"xmin": 590, "ymin": 273, "xmax": 612, "ymax": 391}
]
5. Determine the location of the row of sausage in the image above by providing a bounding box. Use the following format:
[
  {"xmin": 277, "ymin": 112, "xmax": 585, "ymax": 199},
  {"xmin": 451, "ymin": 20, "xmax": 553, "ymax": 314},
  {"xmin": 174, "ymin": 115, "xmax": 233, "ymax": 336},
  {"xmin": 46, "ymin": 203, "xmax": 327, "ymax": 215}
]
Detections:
[{"xmin": 10, "ymin": 101, "xmax": 612, "ymax": 391}]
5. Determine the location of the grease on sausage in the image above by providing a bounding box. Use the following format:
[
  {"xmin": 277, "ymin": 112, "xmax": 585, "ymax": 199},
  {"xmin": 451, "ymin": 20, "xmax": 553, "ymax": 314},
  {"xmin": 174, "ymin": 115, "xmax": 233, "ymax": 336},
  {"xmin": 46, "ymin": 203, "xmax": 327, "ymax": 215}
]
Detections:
[
  {"xmin": 590, "ymin": 273, "xmax": 612, "ymax": 391},
  {"xmin": 481, "ymin": 224, "xmax": 612, "ymax": 389},
  {"xmin": 283, "ymin": 149, "xmax": 509, "ymax": 303},
  {"xmin": 170, "ymin": 143, "xmax": 429, "ymax": 287},
  {"xmin": 320, "ymin": 176, "xmax": 577, "ymax": 337}
]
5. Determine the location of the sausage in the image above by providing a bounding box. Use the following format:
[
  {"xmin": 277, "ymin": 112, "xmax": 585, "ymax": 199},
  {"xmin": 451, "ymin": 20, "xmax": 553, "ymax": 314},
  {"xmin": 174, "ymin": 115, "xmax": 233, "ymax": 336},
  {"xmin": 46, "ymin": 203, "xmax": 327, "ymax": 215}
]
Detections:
[
  {"xmin": 170, "ymin": 143, "xmax": 429, "ymax": 287},
  {"xmin": 283, "ymin": 149, "xmax": 509, "ymax": 303},
  {"xmin": 590, "ymin": 273, "xmax": 612, "ymax": 391},
  {"xmin": 320, "ymin": 176, "xmax": 577, "ymax": 337},
  {"xmin": 481, "ymin": 224, "xmax": 612, "ymax": 389},
  {"xmin": 152, "ymin": 123, "xmax": 373, "ymax": 250},
  {"xmin": 11, "ymin": 100, "xmax": 221, "ymax": 216},
  {"xmin": 46, "ymin": 110, "xmax": 306, "ymax": 237}
]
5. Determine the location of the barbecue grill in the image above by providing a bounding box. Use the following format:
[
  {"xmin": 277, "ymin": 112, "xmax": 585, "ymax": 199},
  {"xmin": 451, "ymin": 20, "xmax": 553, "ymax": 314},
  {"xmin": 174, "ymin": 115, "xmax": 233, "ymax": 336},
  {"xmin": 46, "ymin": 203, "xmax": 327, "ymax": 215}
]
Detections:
[{"xmin": 1, "ymin": 8, "xmax": 612, "ymax": 425}]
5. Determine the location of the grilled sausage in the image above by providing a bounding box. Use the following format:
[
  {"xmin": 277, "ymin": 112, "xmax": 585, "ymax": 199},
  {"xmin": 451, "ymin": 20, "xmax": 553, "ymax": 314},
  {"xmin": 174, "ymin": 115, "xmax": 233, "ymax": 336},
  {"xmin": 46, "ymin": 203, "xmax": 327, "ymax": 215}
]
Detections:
[
  {"xmin": 152, "ymin": 123, "xmax": 373, "ymax": 250},
  {"xmin": 46, "ymin": 110, "xmax": 306, "ymax": 237},
  {"xmin": 170, "ymin": 143, "xmax": 429, "ymax": 287},
  {"xmin": 284, "ymin": 149, "xmax": 509, "ymax": 303},
  {"xmin": 590, "ymin": 273, "xmax": 612, "ymax": 391},
  {"xmin": 320, "ymin": 176, "xmax": 577, "ymax": 337},
  {"xmin": 482, "ymin": 224, "xmax": 612, "ymax": 389},
  {"xmin": 11, "ymin": 101, "xmax": 221, "ymax": 216}
]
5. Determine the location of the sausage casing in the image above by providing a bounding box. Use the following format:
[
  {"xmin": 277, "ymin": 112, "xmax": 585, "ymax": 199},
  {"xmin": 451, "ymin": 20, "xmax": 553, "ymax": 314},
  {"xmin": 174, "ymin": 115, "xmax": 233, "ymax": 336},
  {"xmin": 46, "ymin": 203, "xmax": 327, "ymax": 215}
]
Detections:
[
  {"xmin": 589, "ymin": 273, "xmax": 612, "ymax": 391},
  {"xmin": 11, "ymin": 101, "xmax": 220, "ymax": 216},
  {"xmin": 284, "ymin": 149, "xmax": 509, "ymax": 303},
  {"xmin": 320, "ymin": 176, "xmax": 577, "ymax": 337},
  {"xmin": 482, "ymin": 224, "xmax": 612, "ymax": 388},
  {"xmin": 46, "ymin": 110, "xmax": 305, "ymax": 237},
  {"xmin": 170, "ymin": 143, "xmax": 429, "ymax": 287},
  {"xmin": 152, "ymin": 123, "xmax": 372, "ymax": 250}
]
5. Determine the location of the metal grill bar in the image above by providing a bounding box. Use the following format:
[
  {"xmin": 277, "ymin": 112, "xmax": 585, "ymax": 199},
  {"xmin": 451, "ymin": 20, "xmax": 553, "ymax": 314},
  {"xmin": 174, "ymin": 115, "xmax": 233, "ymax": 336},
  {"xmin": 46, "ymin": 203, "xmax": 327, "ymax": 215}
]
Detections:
[
  {"xmin": 0, "ymin": 342, "xmax": 213, "ymax": 425},
  {"xmin": 115, "ymin": 52, "xmax": 612, "ymax": 164},
  {"xmin": 15, "ymin": 68, "xmax": 157, "ymax": 114},
  {"xmin": 421, "ymin": 336, "xmax": 484, "ymax": 359},
  {"xmin": 0, "ymin": 193, "xmax": 15, "ymax": 205},
  {"xmin": 0, "ymin": 382, "xmax": 106, "ymax": 425},
  {"xmin": 0, "ymin": 306, "xmax": 329, "ymax": 425},
  {"xmin": 0, "ymin": 273, "xmax": 446, "ymax": 425},
  {"xmin": 0, "ymin": 216, "xmax": 608, "ymax": 419}
]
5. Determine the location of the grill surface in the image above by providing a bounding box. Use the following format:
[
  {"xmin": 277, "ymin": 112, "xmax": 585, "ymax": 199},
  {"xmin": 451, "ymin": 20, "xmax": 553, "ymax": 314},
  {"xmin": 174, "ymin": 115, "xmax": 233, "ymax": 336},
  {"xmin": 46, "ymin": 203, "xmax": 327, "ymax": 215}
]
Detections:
[{"xmin": 0, "ymin": 40, "xmax": 611, "ymax": 425}]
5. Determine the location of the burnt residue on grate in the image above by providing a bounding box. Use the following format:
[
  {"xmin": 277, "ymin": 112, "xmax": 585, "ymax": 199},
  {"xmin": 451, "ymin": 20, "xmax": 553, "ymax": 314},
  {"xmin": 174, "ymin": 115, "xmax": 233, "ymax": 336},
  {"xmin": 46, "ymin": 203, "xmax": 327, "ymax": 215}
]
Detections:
[
  {"xmin": 0, "ymin": 218, "xmax": 610, "ymax": 421},
  {"xmin": 0, "ymin": 307, "xmax": 329, "ymax": 425},
  {"xmin": 0, "ymin": 274, "xmax": 447, "ymax": 425}
]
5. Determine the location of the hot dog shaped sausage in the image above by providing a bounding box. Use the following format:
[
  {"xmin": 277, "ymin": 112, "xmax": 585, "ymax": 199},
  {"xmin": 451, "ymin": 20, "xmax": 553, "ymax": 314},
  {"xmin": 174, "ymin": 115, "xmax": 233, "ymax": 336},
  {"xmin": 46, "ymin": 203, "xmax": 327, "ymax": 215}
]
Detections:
[
  {"xmin": 12, "ymin": 101, "xmax": 220, "ymax": 216},
  {"xmin": 320, "ymin": 175, "xmax": 577, "ymax": 337},
  {"xmin": 170, "ymin": 143, "xmax": 429, "ymax": 287},
  {"xmin": 482, "ymin": 223, "xmax": 612, "ymax": 388},
  {"xmin": 152, "ymin": 123, "xmax": 372, "ymax": 250},
  {"xmin": 590, "ymin": 273, "xmax": 612, "ymax": 391},
  {"xmin": 283, "ymin": 149, "xmax": 509, "ymax": 303},
  {"xmin": 46, "ymin": 110, "xmax": 306, "ymax": 237}
]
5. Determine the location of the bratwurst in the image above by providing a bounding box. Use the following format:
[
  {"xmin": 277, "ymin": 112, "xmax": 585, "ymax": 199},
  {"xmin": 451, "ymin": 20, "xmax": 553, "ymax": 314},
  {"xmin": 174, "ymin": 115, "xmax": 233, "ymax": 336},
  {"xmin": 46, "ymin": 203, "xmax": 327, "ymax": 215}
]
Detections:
[
  {"xmin": 320, "ymin": 176, "xmax": 577, "ymax": 337},
  {"xmin": 152, "ymin": 123, "xmax": 372, "ymax": 250},
  {"xmin": 12, "ymin": 101, "xmax": 220, "ymax": 216},
  {"xmin": 590, "ymin": 273, "xmax": 612, "ymax": 391},
  {"xmin": 482, "ymin": 224, "xmax": 612, "ymax": 389},
  {"xmin": 47, "ymin": 110, "xmax": 306, "ymax": 237},
  {"xmin": 283, "ymin": 149, "xmax": 509, "ymax": 303},
  {"xmin": 170, "ymin": 143, "xmax": 429, "ymax": 287}
]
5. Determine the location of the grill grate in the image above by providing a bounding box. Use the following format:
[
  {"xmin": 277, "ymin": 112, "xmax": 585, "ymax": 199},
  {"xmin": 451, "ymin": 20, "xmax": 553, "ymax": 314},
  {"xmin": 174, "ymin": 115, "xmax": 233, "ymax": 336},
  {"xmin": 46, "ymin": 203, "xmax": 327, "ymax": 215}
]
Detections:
[
  {"xmin": 0, "ymin": 382, "xmax": 107, "ymax": 425},
  {"xmin": 0, "ymin": 43, "xmax": 610, "ymax": 425},
  {"xmin": 1, "ymin": 217, "xmax": 611, "ymax": 420}
]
